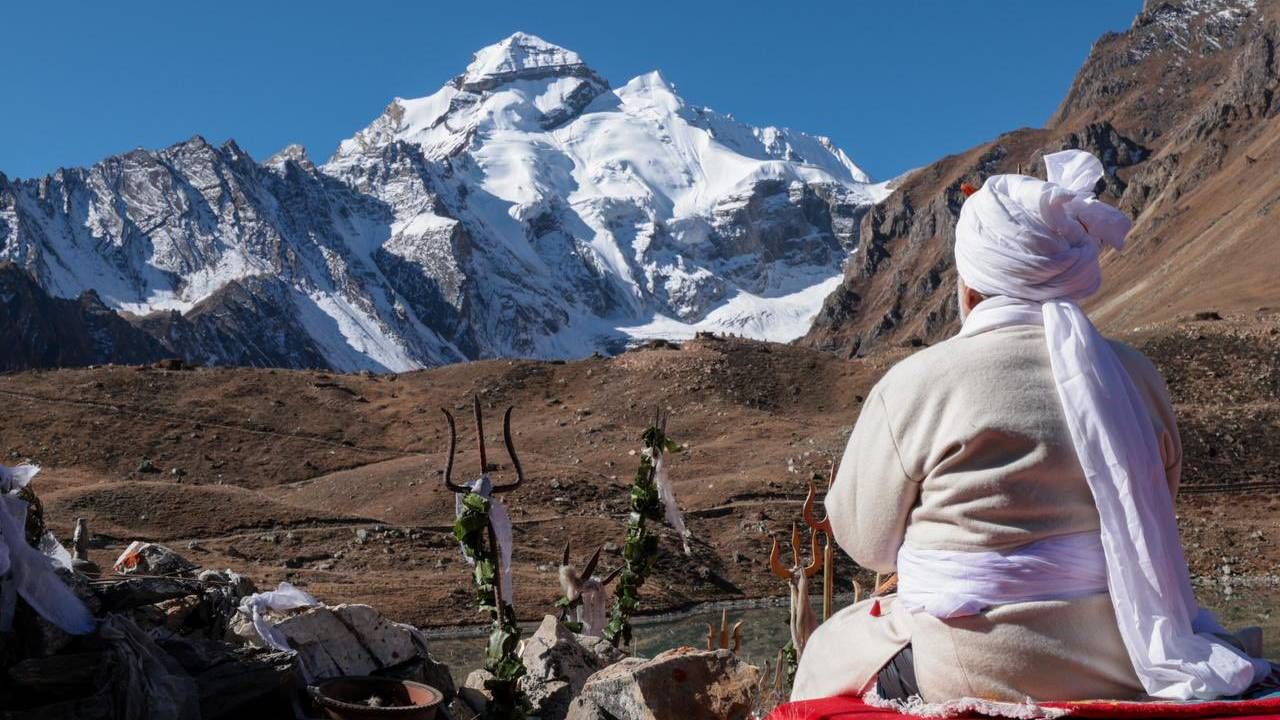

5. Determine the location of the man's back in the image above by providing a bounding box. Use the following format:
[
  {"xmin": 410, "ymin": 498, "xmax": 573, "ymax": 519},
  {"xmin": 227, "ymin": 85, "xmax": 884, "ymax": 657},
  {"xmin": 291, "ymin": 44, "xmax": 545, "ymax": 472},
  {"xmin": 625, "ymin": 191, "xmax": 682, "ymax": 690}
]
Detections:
[
  {"xmin": 806, "ymin": 324, "xmax": 1182, "ymax": 702},
  {"xmin": 833, "ymin": 324, "xmax": 1181, "ymax": 570}
]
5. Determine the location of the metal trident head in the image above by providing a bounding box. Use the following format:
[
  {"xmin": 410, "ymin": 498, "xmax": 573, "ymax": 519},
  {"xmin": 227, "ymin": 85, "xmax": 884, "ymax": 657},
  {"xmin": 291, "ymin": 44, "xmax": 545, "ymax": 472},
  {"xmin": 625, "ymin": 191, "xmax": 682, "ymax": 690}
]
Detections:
[
  {"xmin": 704, "ymin": 608, "xmax": 744, "ymax": 653},
  {"xmin": 440, "ymin": 395, "xmax": 525, "ymax": 493},
  {"xmin": 561, "ymin": 541, "xmax": 622, "ymax": 587},
  {"xmin": 769, "ymin": 522, "xmax": 822, "ymax": 579}
]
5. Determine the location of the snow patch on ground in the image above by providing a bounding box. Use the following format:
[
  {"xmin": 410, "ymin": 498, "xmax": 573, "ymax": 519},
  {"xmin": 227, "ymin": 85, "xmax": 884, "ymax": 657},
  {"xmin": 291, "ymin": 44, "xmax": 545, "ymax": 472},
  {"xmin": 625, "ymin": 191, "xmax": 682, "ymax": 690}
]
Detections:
[{"xmin": 619, "ymin": 272, "xmax": 845, "ymax": 344}]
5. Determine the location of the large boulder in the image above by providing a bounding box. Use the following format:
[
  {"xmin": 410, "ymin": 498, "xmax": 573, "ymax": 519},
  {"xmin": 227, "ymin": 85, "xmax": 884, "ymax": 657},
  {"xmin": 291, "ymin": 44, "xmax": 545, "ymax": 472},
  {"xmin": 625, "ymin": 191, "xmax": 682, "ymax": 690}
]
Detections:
[
  {"xmin": 566, "ymin": 647, "xmax": 760, "ymax": 720},
  {"xmin": 250, "ymin": 603, "xmax": 454, "ymax": 700},
  {"xmin": 519, "ymin": 615, "xmax": 625, "ymax": 720}
]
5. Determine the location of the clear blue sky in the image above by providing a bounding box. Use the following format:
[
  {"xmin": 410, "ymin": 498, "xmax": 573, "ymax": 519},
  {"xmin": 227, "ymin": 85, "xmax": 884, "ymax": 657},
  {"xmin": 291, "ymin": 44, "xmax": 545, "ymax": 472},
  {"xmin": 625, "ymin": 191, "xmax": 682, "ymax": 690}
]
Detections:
[{"xmin": 5, "ymin": 0, "xmax": 1140, "ymax": 182}]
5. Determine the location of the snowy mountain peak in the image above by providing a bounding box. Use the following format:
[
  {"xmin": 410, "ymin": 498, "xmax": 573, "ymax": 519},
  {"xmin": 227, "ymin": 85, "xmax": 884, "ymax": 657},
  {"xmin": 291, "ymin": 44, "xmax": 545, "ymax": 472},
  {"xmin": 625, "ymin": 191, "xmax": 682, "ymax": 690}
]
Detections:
[
  {"xmin": 457, "ymin": 32, "xmax": 596, "ymax": 90},
  {"xmin": 1, "ymin": 33, "xmax": 886, "ymax": 373},
  {"xmin": 266, "ymin": 144, "xmax": 314, "ymax": 172}
]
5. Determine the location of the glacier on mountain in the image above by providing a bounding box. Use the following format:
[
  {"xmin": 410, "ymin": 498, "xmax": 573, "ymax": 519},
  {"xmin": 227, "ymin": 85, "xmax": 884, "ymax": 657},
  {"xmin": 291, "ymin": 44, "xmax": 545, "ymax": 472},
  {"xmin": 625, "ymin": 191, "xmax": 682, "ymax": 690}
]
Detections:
[{"xmin": 0, "ymin": 32, "xmax": 886, "ymax": 371}]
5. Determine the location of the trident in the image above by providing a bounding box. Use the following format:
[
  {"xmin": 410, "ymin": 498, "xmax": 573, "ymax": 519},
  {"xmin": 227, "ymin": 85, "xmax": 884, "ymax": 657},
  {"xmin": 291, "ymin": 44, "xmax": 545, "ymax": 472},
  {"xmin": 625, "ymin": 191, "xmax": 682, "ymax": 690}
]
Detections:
[
  {"xmin": 440, "ymin": 395, "xmax": 526, "ymax": 613},
  {"xmin": 802, "ymin": 461, "xmax": 837, "ymax": 621},
  {"xmin": 770, "ymin": 522, "xmax": 822, "ymax": 655}
]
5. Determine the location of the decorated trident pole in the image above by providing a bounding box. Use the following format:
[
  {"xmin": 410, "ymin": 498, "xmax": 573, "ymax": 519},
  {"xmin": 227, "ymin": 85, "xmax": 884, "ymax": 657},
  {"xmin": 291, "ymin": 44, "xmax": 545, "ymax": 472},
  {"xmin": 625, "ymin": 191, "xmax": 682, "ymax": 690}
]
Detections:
[
  {"xmin": 603, "ymin": 409, "xmax": 685, "ymax": 649},
  {"xmin": 440, "ymin": 396, "xmax": 529, "ymax": 719}
]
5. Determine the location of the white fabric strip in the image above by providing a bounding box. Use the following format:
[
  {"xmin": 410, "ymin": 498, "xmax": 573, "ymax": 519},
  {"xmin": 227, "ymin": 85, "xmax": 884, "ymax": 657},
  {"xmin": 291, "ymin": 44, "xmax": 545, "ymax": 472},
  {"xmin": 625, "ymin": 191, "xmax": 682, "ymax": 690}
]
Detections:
[
  {"xmin": 950, "ymin": 149, "xmax": 1268, "ymax": 699},
  {"xmin": 0, "ymin": 465, "xmax": 96, "ymax": 635},
  {"xmin": 896, "ymin": 531, "xmax": 1107, "ymax": 618},
  {"xmin": 652, "ymin": 450, "xmax": 691, "ymax": 555}
]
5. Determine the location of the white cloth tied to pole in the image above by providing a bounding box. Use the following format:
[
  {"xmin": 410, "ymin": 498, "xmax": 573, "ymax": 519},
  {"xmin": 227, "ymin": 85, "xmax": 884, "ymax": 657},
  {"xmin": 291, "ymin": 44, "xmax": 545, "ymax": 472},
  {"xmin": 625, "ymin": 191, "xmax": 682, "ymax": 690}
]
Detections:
[
  {"xmin": 896, "ymin": 531, "xmax": 1108, "ymax": 618},
  {"xmin": 948, "ymin": 149, "xmax": 1269, "ymax": 699},
  {"xmin": 651, "ymin": 449, "xmax": 691, "ymax": 555},
  {"xmin": 455, "ymin": 474, "xmax": 513, "ymax": 605},
  {"xmin": 0, "ymin": 464, "xmax": 96, "ymax": 635},
  {"xmin": 577, "ymin": 580, "xmax": 608, "ymax": 636}
]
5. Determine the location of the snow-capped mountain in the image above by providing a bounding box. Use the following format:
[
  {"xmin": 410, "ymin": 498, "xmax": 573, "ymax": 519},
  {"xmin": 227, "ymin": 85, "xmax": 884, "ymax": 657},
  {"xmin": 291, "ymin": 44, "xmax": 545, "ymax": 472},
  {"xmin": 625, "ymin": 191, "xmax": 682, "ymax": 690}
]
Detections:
[{"xmin": 0, "ymin": 33, "xmax": 886, "ymax": 371}]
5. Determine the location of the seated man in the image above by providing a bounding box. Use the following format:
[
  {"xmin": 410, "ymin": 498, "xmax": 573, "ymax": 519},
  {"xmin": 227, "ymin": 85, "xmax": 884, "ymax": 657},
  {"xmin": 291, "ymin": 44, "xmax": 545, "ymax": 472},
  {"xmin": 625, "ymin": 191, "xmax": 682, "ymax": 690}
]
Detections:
[{"xmin": 793, "ymin": 150, "xmax": 1271, "ymax": 704}]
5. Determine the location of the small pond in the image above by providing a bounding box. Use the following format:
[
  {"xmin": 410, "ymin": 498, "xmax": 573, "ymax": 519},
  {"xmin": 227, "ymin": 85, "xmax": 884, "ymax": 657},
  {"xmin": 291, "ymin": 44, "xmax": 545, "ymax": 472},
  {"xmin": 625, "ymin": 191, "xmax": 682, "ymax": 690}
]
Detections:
[{"xmin": 422, "ymin": 581, "xmax": 1279, "ymax": 683}]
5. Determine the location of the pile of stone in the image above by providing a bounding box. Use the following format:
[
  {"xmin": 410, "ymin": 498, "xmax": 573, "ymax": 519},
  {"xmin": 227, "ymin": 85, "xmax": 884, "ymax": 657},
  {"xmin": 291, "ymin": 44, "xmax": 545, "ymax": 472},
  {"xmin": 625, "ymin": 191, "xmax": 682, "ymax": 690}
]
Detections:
[
  {"xmin": 459, "ymin": 616, "xmax": 763, "ymax": 720},
  {"xmin": 3, "ymin": 493, "xmax": 766, "ymax": 719},
  {"xmin": 0, "ymin": 534, "xmax": 456, "ymax": 720}
]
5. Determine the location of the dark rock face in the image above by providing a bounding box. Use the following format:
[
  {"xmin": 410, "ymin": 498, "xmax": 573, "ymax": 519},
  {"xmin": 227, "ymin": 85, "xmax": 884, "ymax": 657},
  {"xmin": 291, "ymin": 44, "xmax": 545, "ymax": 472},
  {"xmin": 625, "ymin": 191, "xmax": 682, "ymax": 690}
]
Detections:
[
  {"xmin": 134, "ymin": 277, "xmax": 334, "ymax": 369},
  {"xmin": 802, "ymin": 0, "xmax": 1280, "ymax": 356},
  {"xmin": 0, "ymin": 262, "xmax": 171, "ymax": 370}
]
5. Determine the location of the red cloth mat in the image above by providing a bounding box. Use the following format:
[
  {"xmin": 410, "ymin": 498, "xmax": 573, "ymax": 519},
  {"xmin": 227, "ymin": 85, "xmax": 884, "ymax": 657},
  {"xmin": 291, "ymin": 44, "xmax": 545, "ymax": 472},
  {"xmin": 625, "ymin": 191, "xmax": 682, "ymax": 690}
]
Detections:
[{"xmin": 767, "ymin": 695, "xmax": 1280, "ymax": 719}]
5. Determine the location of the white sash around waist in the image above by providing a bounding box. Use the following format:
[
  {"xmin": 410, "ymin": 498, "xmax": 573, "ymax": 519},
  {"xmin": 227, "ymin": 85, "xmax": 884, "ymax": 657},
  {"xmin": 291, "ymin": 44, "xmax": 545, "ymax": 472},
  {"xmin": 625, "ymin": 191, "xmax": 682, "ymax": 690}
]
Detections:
[{"xmin": 896, "ymin": 531, "xmax": 1108, "ymax": 618}]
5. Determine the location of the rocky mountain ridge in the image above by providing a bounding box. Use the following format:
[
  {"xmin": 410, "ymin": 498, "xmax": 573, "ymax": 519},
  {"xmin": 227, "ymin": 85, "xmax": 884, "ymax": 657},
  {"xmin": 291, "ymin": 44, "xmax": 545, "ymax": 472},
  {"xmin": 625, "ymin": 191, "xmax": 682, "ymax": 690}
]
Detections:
[
  {"xmin": 0, "ymin": 33, "xmax": 884, "ymax": 371},
  {"xmin": 802, "ymin": 0, "xmax": 1280, "ymax": 355}
]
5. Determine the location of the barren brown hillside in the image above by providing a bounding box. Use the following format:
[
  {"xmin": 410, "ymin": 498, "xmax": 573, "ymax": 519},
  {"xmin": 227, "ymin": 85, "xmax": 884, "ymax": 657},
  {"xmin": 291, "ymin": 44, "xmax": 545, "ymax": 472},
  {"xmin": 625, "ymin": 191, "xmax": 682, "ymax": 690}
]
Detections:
[
  {"xmin": 803, "ymin": 0, "xmax": 1280, "ymax": 356},
  {"xmin": 3, "ymin": 313, "xmax": 1277, "ymax": 628}
]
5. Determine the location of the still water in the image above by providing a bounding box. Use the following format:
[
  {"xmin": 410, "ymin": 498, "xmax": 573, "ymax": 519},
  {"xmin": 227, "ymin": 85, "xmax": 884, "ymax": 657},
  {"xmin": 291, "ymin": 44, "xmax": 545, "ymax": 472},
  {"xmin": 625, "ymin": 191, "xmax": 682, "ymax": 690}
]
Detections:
[{"xmin": 422, "ymin": 583, "xmax": 1279, "ymax": 682}]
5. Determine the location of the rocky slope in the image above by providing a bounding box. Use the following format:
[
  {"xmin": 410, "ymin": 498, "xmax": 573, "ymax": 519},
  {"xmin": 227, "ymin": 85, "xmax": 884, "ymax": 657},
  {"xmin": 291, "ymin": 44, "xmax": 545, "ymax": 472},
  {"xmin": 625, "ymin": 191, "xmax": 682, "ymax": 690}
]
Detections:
[
  {"xmin": 0, "ymin": 261, "xmax": 171, "ymax": 370},
  {"xmin": 802, "ymin": 0, "xmax": 1279, "ymax": 356},
  {"xmin": 0, "ymin": 33, "xmax": 885, "ymax": 372}
]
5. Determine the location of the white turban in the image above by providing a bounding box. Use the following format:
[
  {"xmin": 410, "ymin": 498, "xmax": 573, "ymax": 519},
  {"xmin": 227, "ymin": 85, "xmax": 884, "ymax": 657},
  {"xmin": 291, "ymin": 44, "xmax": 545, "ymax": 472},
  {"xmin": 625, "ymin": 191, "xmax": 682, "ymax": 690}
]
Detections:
[
  {"xmin": 953, "ymin": 150, "xmax": 1269, "ymax": 700},
  {"xmin": 955, "ymin": 149, "xmax": 1130, "ymax": 302}
]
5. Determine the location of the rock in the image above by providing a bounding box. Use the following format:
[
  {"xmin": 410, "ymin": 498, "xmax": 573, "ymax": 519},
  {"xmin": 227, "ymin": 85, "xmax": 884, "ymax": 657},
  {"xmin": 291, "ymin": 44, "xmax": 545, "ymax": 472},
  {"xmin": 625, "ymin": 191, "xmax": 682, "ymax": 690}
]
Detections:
[
  {"xmin": 334, "ymin": 604, "xmax": 416, "ymax": 668},
  {"xmin": 260, "ymin": 603, "xmax": 454, "ymax": 700},
  {"xmin": 519, "ymin": 677, "xmax": 572, "ymax": 720},
  {"xmin": 567, "ymin": 648, "xmax": 760, "ymax": 720},
  {"xmin": 519, "ymin": 616, "xmax": 625, "ymax": 720},
  {"xmin": 461, "ymin": 668, "xmax": 495, "ymax": 715}
]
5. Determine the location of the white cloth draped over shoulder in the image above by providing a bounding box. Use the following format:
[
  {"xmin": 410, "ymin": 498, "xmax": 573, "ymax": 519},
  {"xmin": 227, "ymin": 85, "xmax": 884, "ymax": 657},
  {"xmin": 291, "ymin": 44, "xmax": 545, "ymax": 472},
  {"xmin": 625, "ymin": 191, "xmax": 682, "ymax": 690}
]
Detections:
[{"xmin": 928, "ymin": 149, "xmax": 1270, "ymax": 700}]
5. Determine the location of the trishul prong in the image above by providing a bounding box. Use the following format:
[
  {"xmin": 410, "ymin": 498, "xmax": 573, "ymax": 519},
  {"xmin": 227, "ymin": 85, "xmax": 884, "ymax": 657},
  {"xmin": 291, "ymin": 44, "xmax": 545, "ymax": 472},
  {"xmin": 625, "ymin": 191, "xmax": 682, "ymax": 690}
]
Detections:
[
  {"xmin": 579, "ymin": 545, "xmax": 603, "ymax": 584},
  {"xmin": 473, "ymin": 395, "xmax": 488, "ymax": 474},
  {"xmin": 802, "ymin": 479, "xmax": 832, "ymax": 535},
  {"xmin": 769, "ymin": 533, "xmax": 790, "ymax": 579},
  {"xmin": 439, "ymin": 409, "xmax": 468, "ymax": 493},
  {"xmin": 492, "ymin": 405, "xmax": 525, "ymax": 492},
  {"xmin": 804, "ymin": 526, "xmax": 822, "ymax": 577},
  {"xmin": 600, "ymin": 564, "xmax": 623, "ymax": 587}
]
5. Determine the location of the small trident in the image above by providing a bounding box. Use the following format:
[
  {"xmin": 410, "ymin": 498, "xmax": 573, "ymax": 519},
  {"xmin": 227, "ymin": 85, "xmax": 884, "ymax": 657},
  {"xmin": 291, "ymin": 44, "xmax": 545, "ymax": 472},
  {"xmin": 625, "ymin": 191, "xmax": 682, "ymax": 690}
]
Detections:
[
  {"xmin": 770, "ymin": 522, "xmax": 822, "ymax": 656},
  {"xmin": 704, "ymin": 608, "xmax": 745, "ymax": 653},
  {"xmin": 440, "ymin": 395, "xmax": 526, "ymax": 614},
  {"xmin": 802, "ymin": 460, "xmax": 837, "ymax": 622},
  {"xmin": 558, "ymin": 542, "xmax": 622, "ymax": 636}
]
